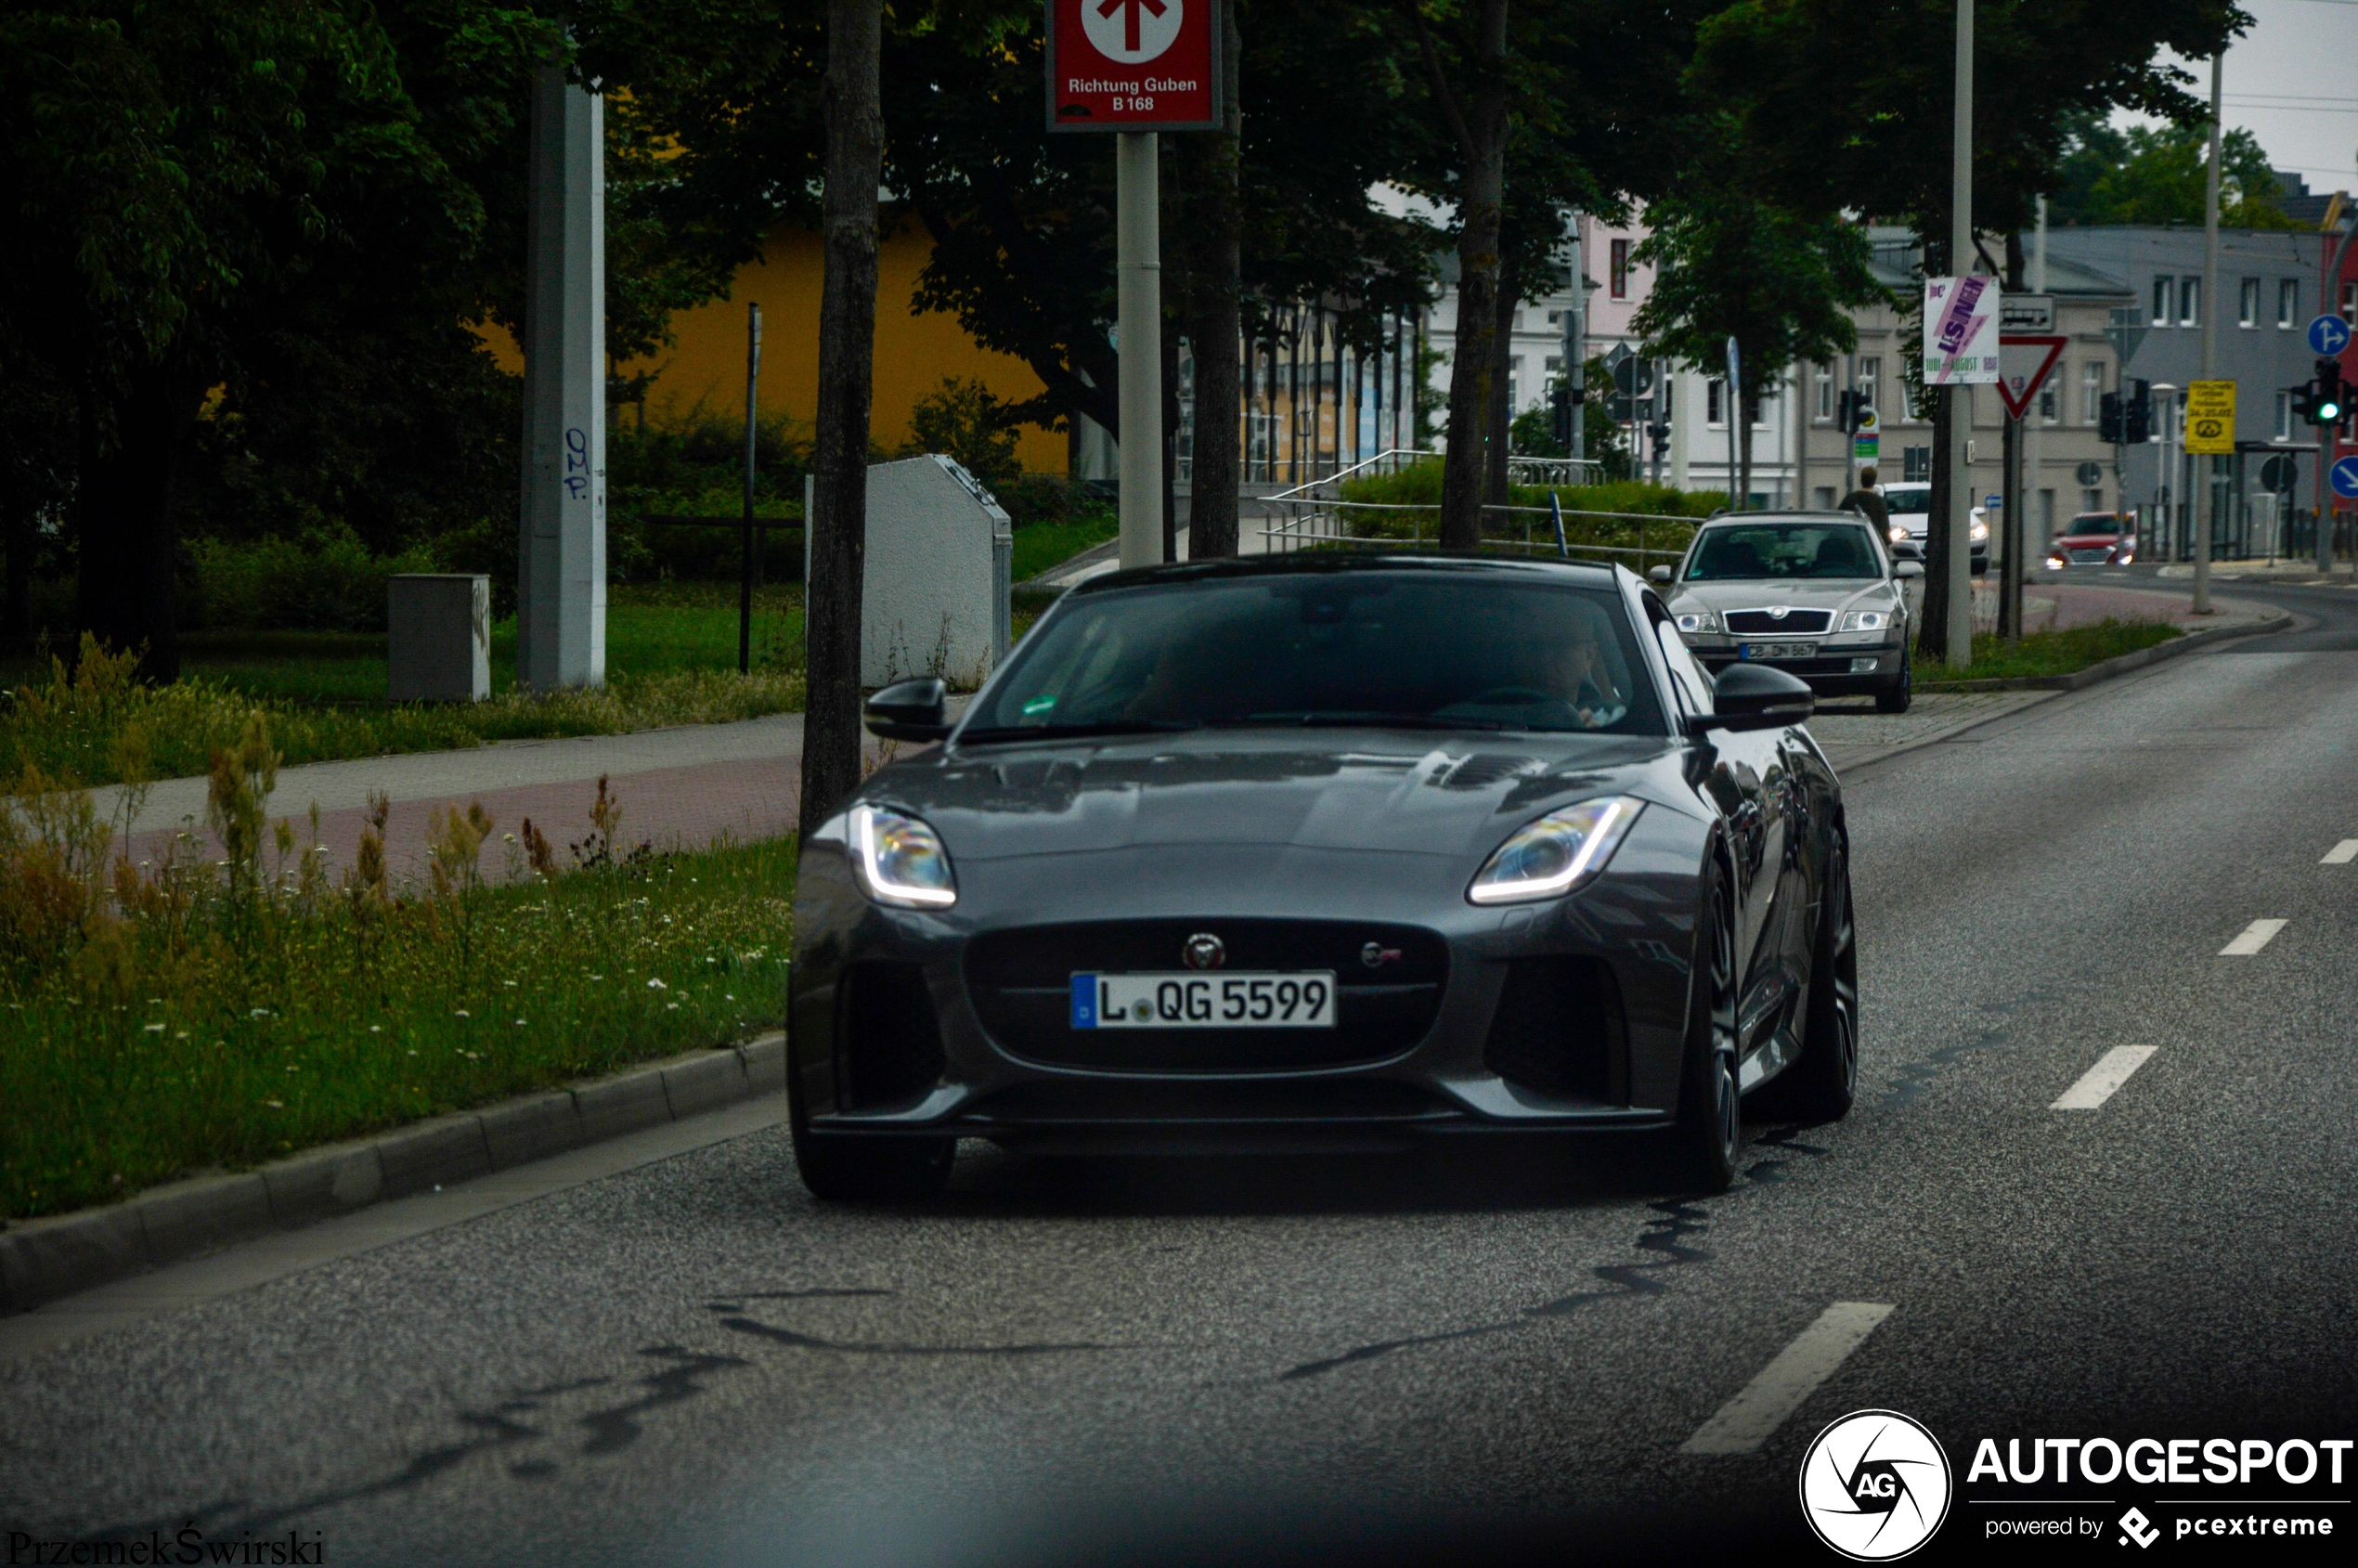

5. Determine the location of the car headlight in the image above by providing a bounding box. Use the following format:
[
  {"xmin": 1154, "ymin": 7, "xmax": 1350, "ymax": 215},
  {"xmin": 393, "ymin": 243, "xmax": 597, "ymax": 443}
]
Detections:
[
  {"xmin": 1887, "ymin": 524, "xmax": 1908, "ymax": 544},
  {"xmin": 1969, "ymin": 518, "xmax": 1989, "ymax": 542},
  {"xmin": 1839, "ymin": 609, "xmax": 1891, "ymax": 632},
  {"xmin": 1468, "ymin": 797, "xmax": 1644, "ymax": 906},
  {"xmin": 1675, "ymin": 610, "xmax": 1720, "ymax": 634},
  {"xmin": 849, "ymin": 803, "xmax": 956, "ymax": 908}
]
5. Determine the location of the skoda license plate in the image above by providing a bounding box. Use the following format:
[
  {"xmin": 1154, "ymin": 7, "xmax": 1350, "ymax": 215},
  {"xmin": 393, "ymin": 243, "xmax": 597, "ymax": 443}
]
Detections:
[
  {"xmin": 1738, "ymin": 642, "xmax": 1817, "ymax": 661},
  {"xmin": 1070, "ymin": 972, "xmax": 1337, "ymax": 1030}
]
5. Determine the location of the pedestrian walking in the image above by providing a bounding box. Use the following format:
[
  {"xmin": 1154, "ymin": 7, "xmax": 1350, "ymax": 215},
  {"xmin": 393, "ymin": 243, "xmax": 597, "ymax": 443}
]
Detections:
[{"xmin": 1838, "ymin": 466, "xmax": 1890, "ymax": 532}]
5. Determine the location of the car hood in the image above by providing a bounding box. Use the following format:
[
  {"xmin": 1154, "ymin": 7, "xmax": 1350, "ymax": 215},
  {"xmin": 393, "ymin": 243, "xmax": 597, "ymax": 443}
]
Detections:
[
  {"xmin": 2054, "ymin": 531, "xmax": 2124, "ymax": 545},
  {"xmin": 859, "ymin": 728, "xmax": 1697, "ymax": 863},
  {"xmin": 1667, "ymin": 579, "xmax": 1896, "ymax": 618}
]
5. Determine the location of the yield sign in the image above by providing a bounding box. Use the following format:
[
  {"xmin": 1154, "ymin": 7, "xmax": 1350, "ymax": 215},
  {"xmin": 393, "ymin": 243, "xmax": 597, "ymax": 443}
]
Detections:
[{"xmin": 1996, "ymin": 334, "xmax": 2067, "ymax": 421}]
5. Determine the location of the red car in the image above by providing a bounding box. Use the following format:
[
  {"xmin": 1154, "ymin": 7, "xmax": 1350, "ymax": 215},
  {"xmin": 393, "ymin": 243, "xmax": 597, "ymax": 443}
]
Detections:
[{"xmin": 2045, "ymin": 512, "xmax": 2137, "ymax": 569}]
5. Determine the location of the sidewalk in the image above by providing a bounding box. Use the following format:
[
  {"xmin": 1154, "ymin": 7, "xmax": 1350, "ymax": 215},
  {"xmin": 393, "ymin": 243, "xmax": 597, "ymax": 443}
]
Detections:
[
  {"xmin": 1979, "ymin": 577, "xmax": 2284, "ymax": 633},
  {"xmin": 2155, "ymin": 559, "xmax": 2358, "ymax": 588}
]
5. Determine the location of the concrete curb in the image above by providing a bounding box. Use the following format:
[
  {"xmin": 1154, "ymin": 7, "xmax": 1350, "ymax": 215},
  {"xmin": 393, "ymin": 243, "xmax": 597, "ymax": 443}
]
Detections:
[
  {"xmin": 0, "ymin": 1033, "xmax": 784, "ymax": 1317},
  {"xmin": 1917, "ymin": 609, "xmax": 2292, "ymax": 693}
]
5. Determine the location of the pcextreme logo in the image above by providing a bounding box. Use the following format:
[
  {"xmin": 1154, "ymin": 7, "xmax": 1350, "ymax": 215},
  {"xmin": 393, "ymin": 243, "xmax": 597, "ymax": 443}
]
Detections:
[{"xmin": 1799, "ymin": 1409, "xmax": 1954, "ymax": 1561}]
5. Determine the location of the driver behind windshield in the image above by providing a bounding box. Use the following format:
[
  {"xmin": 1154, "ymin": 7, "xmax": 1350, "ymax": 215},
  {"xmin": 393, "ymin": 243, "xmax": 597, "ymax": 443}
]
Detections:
[{"xmin": 1686, "ymin": 524, "xmax": 1881, "ymax": 581}]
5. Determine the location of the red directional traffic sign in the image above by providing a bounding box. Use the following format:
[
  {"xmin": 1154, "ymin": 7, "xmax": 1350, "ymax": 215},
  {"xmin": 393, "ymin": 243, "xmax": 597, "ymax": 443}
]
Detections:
[
  {"xmin": 1046, "ymin": 0, "xmax": 1222, "ymax": 133},
  {"xmin": 1995, "ymin": 334, "xmax": 2067, "ymax": 421}
]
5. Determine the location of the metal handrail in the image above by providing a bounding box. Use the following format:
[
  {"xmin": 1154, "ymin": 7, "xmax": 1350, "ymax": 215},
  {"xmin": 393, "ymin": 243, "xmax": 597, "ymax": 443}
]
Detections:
[{"xmin": 1263, "ymin": 447, "xmax": 1440, "ymax": 503}]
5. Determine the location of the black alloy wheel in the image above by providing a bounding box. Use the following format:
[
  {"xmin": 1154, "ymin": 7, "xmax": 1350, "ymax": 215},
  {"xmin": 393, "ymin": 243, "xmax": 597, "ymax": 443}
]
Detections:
[
  {"xmin": 1874, "ymin": 656, "xmax": 1912, "ymax": 714},
  {"xmin": 788, "ymin": 1053, "xmax": 954, "ymax": 1201},
  {"xmin": 1666, "ymin": 856, "xmax": 1743, "ymax": 1192},
  {"xmin": 1776, "ymin": 841, "xmax": 1859, "ymax": 1122}
]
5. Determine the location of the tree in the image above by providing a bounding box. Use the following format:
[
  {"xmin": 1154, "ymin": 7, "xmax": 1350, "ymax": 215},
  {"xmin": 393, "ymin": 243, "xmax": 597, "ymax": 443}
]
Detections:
[
  {"xmin": 1631, "ymin": 185, "xmax": 1886, "ymax": 506},
  {"xmin": 1686, "ymin": 0, "xmax": 2249, "ymax": 652},
  {"xmin": 2048, "ymin": 111, "xmax": 2300, "ymax": 229}
]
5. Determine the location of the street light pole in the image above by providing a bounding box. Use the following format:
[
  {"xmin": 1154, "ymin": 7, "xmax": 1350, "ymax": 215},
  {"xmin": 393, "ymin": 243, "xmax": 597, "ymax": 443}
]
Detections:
[
  {"xmin": 1944, "ymin": 0, "xmax": 1975, "ymax": 667},
  {"xmin": 1116, "ymin": 132, "xmax": 1163, "ymax": 570},
  {"xmin": 2195, "ymin": 52, "xmax": 2222, "ymax": 615}
]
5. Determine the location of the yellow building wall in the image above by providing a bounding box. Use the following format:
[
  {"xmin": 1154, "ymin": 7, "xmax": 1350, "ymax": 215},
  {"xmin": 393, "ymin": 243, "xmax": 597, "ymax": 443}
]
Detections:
[{"xmin": 482, "ymin": 213, "xmax": 1068, "ymax": 473}]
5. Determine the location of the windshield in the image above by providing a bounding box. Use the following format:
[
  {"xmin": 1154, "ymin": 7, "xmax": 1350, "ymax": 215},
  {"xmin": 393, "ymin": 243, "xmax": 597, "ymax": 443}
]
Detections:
[
  {"xmin": 2065, "ymin": 515, "xmax": 2121, "ymax": 535},
  {"xmin": 1883, "ymin": 485, "xmax": 1931, "ymax": 515},
  {"xmin": 1683, "ymin": 524, "xmax": 1883, "ymax": 582},
  {"xmin": 967, "ymin": 571, "xmax": 1665, "ymax": 738}
]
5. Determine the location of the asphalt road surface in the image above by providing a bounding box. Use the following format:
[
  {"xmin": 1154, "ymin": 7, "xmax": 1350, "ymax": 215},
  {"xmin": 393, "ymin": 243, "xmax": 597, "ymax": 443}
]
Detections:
[{"xmin": 6, "ymin": 579, "xmax": 2356, "ymax": 1566}]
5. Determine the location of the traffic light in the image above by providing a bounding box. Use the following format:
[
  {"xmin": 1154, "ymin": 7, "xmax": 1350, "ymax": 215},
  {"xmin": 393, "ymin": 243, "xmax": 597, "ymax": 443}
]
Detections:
[
  {"xmin": 1549, "ymin": 384, "xmax": 1572, "ymax": 450},
  {"xmin": 2123, "ymin": 380, "xmax": 2152, "ymax": 445},
  {"xmin": 2098, "ymin": 391, "xmax": 2122, "ymax": 444},
  {"xmin": 1836, "ymin": 389, "xmax": 1862, "ymax": 435},
  {"xmin": 2315, "ymin": 358, "xmax": 2344, "ymax": 427}
]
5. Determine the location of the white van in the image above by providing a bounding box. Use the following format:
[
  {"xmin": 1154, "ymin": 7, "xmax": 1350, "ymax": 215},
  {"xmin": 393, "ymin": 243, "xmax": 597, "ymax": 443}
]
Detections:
[{"xmin": 1878, "ymin": 483, "xmax": 1987, "ymax": 574}]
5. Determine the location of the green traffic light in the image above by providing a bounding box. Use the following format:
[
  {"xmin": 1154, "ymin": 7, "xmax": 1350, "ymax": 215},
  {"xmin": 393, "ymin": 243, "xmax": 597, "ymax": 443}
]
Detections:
[{"xmin": 2323, "ymin": 400, "xmax": 2343, "ymax": 423}]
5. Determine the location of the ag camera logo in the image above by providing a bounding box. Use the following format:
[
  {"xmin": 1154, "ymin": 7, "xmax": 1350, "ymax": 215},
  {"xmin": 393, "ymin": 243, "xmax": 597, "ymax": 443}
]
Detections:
[{"xmin": 1800, "ymin": 1409, "xmax": 1953, "ymax": 1561}]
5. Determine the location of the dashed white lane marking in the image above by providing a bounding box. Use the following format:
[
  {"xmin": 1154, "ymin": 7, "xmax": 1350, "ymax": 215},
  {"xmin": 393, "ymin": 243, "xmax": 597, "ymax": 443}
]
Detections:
[
  {"xmin": 1679, "ymin": 1302, "xmax": 1895, "ymax": 1455},
  {"xmin": 2052, "ymin": 1045, "xmax": 2158, "ymax": 1110},
  {"xmin": 2323, "ymin": 840, "xmax": 2358, "ymax": 865},
  {"xmin": 2220, "ymin": 919, "xmax": 2288, "ymax": 956}
]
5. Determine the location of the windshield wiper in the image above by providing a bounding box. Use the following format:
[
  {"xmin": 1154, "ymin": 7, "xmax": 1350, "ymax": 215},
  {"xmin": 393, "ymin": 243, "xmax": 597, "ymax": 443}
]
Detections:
[
  {"xmin": 1234, "ymin": 711, "xmax": 1509, "ymax": 732},
  {"xmin": 956, "ymin": 719, "xmax": 1200, "ymax": 745}
]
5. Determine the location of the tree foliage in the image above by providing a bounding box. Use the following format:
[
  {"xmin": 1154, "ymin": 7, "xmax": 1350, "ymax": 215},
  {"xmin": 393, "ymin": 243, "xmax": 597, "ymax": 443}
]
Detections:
[{"xmin": 2048, "ymin": 110, "xmax": 2300, "ymax": 229}]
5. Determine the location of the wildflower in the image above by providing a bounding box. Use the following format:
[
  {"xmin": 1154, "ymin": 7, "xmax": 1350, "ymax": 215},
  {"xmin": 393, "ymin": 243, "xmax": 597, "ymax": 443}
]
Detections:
[
  {"xmin": 144, "ymin": 1023, "xmax": 166, "ymax": 1033},
  {"xmin": 646, "ymin": 978, "xmax": 668, "ymax": 991},
  {"xmin": 408, "ymin": 1050, "xmax": 419, "ymax": 1056},
  {"xmin": 590, "ymin": 974, "xmax": 604, "ymax": 981},
  {"xmin": 503, "ymin": 980, "xmax": 519, "ymax": 988},
  {"xmin": 666, "ymin": 1003, "xmax": 680, "ymax": 1011},
  {"xmin": 455, "ymin": 1009, "xmax": 472, "ymax": 1018},
  {"xmin": 265, "ymin": 1099, "xmax": 284, "ymax": 1108},
  {"xmin": 514, "ymin": 1018, "xmax": 527, "ymax": 1027},
  {"xmin": 251, "ymin": 1008, "xmax": 272, "ymax": 1018},
  {"xmin": 369, "ymin": 1025, "xmax": 383, "ymax": 1033},
  {"xmin": 175, "ymin": 1031, "xmax": 189, "ymax": 1040},
  {"xmin": 725, "ymin": 994, "xmax": 735, "ymax": 1002}
]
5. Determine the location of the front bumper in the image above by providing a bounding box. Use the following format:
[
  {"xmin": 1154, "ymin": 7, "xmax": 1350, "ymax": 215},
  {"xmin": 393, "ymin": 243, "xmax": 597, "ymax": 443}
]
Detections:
[
  {"xmin": 1691, "ymin": 641, "xmax": 1906, "ymax": 695},
  {"xmin": 788, "ymin": 833, "xmax": 1710, "ymax": 1153}
]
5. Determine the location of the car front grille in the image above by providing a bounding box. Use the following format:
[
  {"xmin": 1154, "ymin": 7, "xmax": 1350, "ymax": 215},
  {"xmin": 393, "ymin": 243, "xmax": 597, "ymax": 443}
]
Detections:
[
  {"xmin": 965, "ymin": 919, "xmax": 1448, "ymax": 1072},
  {"xmin": 2066, "ymin": 547, "xmax": 2111, "ymax": 563},
  {"xmin": 1724, "ymin": 609, "xmax": 1833, "ymax": 635}
]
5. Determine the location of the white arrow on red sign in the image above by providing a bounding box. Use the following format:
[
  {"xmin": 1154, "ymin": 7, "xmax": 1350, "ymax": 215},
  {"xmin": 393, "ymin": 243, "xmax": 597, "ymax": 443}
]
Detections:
[{"xmin": 1996, "ymin": 334, "xmax": 2068, "ymax": 421}]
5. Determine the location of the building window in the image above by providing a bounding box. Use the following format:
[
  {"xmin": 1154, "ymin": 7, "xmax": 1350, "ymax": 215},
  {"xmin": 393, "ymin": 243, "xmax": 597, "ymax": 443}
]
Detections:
[
  {"xmin": 2239, "ymin": 278, "xmax": 2259, "ymax": 329},
  {"xmin": 2083, "ymin": 486, "xmax": 2105, "ymax": 513},
  {"xmin": 1814, "ymin": 364, "xmax": 1833, "ymax": 421},
  {"xmin": 1707, "ymin": 379, "xmax": 1724, "ymax": 426},
  {"xmin": 2180, "ymin": 277, "xmax": 2199, "ymax": 327},
  {"xmin": 2343, "ymin": 280, "xmax": 2357, "ymax": 326},
  {"xmin": 2080, "ymin": 361, "xmax": 2105, "ymax": 424},
  {"xmin": 2275, "ymin": 389, "xmax": 2293, "ymax": 441},
  {"xmin": 2280, "ymin": 279, "xmax": 2300, "ymax": 329},
  {"xmin": 2037, "ymin": 381, "xmax": 2058, "ymax": 422},
  {"xmin": 1903, "ymin": 445, "xmax": 1932, "ymax": 484},
  {"xmin": 1858, "ymin": 356, "xmax": 1881, "ymax": 418},
  {"xmin": 2153, "ymin": 276, "xmax": 2173, "ymax": 327},
  {"xmin": 1610, "ymin": 239, "xmax": 1630, "ymax": 300},
  {"xmin": 1544, "ymin": 310, "xmax": 1561, "ymax": 326}
]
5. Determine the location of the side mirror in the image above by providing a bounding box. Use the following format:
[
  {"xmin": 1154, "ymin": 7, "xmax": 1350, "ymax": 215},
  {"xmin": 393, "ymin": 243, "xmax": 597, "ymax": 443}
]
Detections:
[
  {"xmin": 1893, "ymin": 560, "xmax": 1925, "ymax": 579},
  {"xmin": 1646, "ymin": 564, "xmax": 1675, "ymax": 586},
  {"xmin": 863, "ymin": 676, "xmax": 951, "ymax": 742},
  {"xmin": 1687, "ymin": 663, "xmax": 1814, "ymax": 736},
  {"xmin": 1891, "ymin": 539, "xmax": 1925, "ymax": 561}
]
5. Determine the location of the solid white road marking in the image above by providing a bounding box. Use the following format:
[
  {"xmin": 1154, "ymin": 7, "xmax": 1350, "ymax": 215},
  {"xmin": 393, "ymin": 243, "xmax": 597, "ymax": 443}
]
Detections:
[
  {"xmin": 2219, "ymin": 919, "xmax": 2287, "ymax": 956},
  {"xmin": 2323, "ymin": 840, "xmax": 2358, "ymax": 865},
  {"xmin": 1679, "ymin": 1302, "xmax": 1895, "ymax": 1455},
  {"xmin": 2052, "ymin": 1045, "xmax": 2157, "ymax": 1110}
]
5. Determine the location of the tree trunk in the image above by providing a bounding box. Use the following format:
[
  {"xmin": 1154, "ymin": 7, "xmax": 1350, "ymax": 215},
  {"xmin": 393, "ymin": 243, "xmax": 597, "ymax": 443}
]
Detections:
[
  {"xmin": 1181, "ymin": 0, "xmax": 1242, "ymax": 557},
  {"xmin": 799, "ymin": 0, "xmax": 885, "ymax": 849},
  {"xmin": 1484, "ymin": 263, "xmax": 1516, "ymax": 507},
  {"xmin": 1427, "ymin": 0, "xmax": 1511, "ymax": 551},
  {"xmin": 76, "ymin": 364, "xmax": 200, "ymax": 683}
]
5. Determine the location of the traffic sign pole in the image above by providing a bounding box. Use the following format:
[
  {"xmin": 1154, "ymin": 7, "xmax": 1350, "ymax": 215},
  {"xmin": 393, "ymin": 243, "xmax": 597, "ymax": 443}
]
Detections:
[{"xmin": 1115, "ymin": 132, "xmax": 1161, "ymax": 569}]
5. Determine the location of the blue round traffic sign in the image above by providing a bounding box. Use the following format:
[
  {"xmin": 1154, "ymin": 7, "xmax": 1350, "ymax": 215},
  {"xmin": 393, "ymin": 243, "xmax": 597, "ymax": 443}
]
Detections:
[
  {"xmin": 2332, "ymin": 455, "xmax": 2358, "ymax": 499},
  {"xmin": 2309, "ymin": 314, "xmax": 2352, "ymax": 356}
]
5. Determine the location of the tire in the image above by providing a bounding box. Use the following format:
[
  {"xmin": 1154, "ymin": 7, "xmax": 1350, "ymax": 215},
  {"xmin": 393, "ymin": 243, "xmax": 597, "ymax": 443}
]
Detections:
[
  {"xmin": 1773, "ymin": 839, "xmax": 1859, "ymax": 1123},
  {"xmin": 1873, "ymin": 658, "xmax": 1911, "ymax": 714},
  {"xmin": 788, "ymin": 1056, "xmax": 954, "ymax": 1201},
  {"xmin": 1665, "ymin": 855, "xmax": 1743, "ymax": 1193}
]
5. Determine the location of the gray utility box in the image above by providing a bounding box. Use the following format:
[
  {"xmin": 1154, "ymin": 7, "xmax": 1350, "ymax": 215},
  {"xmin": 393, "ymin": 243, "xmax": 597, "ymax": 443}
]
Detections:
[
  {"xmin": 806, "ymin": 454, "xmax": 1014, "ymax": 688},
  {"xmin": 387, "ymin": 574, "xmax": 490, "ymax": 702}
]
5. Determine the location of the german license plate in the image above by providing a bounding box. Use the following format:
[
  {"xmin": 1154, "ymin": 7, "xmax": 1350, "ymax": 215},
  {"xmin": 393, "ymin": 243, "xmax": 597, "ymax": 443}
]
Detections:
[
  {"xmin": 1070, "ymin": 972, "xmax": 1337, "ymax": 1030},
  {"xmin": 1738, "ymin": 642, "xmax": 1818, "ymax": 661}
]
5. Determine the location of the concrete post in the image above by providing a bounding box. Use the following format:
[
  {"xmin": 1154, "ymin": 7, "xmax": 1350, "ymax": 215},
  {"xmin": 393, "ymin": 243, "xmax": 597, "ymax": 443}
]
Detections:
[
  {"xmin": 1944, "ymin": 0, "xmax": 1975, "ymax": 667},
  {"xmin": 1116, "ymin": 132, "xmax": 1163, "ymax": 570},
  {"xmin": 2196, "ymin": 51, "xmax": 2221, "ymax": 614},
  {"xmin": 518, "ymin": 67, "xmax": 606, "ymax": 690}
]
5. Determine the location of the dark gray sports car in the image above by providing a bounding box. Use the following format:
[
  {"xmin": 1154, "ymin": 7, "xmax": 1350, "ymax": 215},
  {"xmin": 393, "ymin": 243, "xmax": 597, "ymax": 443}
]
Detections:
[{"xmin": 787, "ymin": 553, "xmax": 1858, "ymax": 1199}]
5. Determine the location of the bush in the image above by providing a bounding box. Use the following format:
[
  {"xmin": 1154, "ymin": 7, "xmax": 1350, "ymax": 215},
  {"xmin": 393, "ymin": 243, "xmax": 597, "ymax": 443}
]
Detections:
[
  {"xmin": 185, "ymin": 529, "xmax": 438, "ymax": 634},
  {"xmin": 902, "ymin": 377, "xmax": 1023, "ymax": 481},
  {"xmin": 991, "ymin": 473, "xmax": 1117, "ymax": 530}
]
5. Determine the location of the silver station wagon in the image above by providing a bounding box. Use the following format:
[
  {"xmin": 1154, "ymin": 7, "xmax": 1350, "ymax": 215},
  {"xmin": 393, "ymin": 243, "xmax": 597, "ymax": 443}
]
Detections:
[{"xmin": 1650, "ymin": 513, "xmax": 1924, "ymax": 714}]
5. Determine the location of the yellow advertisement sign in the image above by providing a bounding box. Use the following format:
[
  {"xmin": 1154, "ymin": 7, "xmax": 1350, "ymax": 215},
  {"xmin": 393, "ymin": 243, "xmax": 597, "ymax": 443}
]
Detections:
[{"xmin": 2185, "ymin": 381, "xmax": 2236, "ymax": 454}]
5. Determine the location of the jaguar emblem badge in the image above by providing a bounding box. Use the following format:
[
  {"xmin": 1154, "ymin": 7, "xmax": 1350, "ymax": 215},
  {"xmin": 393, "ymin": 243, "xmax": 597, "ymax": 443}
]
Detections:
[
  {"xmin": 1361, "ymin": 941, "xmax": 1404, "ymax": 968},
  {"xmin": 1183, "ymin": 932, "xmax": 1225, "ymax": 971},
  {"xmin": 1768, "ymin": 605, "xmax": 1791, "ymax": 620}
]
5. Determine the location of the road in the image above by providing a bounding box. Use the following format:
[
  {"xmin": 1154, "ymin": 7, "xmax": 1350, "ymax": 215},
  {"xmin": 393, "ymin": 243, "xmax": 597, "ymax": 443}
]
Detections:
[{"xmin": 5, "ymin": 577, "xmax": 2356, "ymax": 1565}]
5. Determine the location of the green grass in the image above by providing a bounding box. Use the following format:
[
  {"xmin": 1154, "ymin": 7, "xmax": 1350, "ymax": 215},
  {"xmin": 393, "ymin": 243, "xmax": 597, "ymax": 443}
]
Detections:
[
  {"xmin": 1013, "ymin": 515, "xmax": 1119, "ymax": 582},
  {"xmin": 1920, "ymin": 618, "xmax": 2181, "ymax": 683},
  {"xmin": 0, "ymin": 828, "xmax": 797, "ymax": 1222}
]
